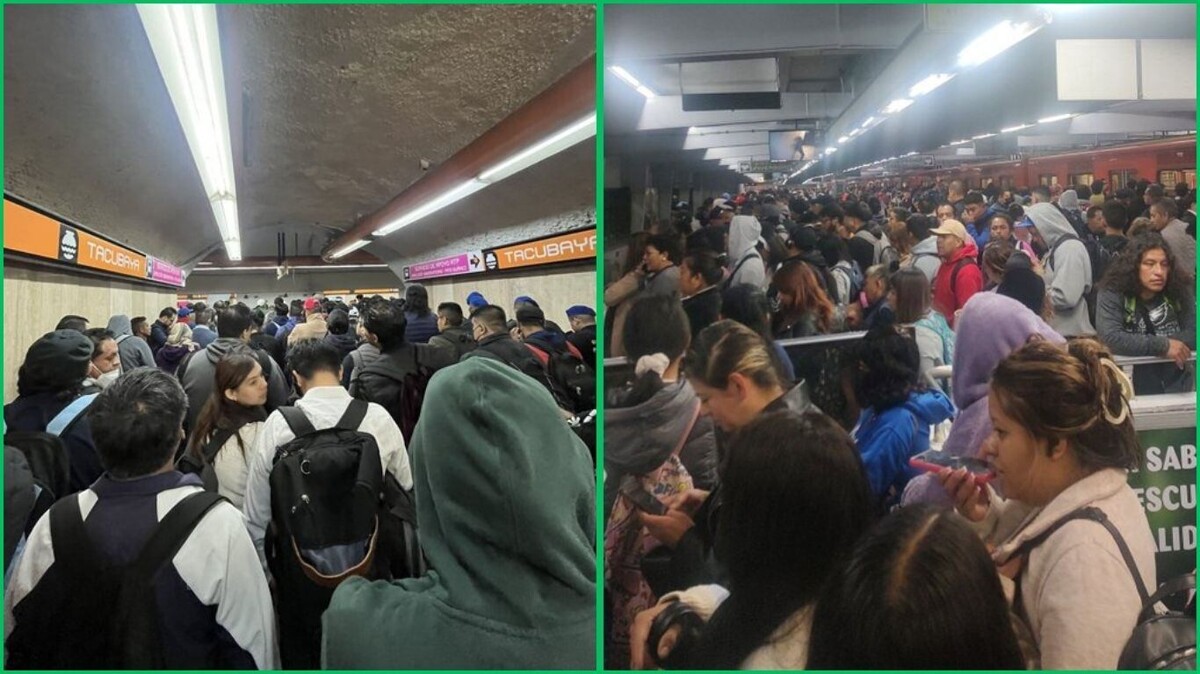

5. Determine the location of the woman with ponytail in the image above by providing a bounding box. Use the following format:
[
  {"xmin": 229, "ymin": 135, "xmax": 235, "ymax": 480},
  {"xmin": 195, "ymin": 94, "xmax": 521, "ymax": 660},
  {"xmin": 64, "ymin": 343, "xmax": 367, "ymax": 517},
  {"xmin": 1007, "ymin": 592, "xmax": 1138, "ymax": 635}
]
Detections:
[
  {"xmin": 604, "ymin": 295, "xmax": 717, "ymax": 669},
  {"xmin": 939, "ymin": 338, "xmax": 1155, "ymax": 669}
]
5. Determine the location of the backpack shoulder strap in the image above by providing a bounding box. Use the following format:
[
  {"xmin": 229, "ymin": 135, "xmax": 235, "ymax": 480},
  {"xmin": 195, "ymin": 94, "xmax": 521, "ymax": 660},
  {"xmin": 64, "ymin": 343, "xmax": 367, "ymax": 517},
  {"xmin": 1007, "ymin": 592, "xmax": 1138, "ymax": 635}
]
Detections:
[
  {"xmin": 115, "ymin": 334, "xmax": 132, "ymax": 345},
  {"xmin": 252, "ymin": 349, "xmax": 274, "ymax": 382},
  {"xmin": 277, "ymin": 406, "xmax": 317, "ymax": 438},
  {"xmin": 47, "ymin": 394, "xmax": 99, "ymax": 437},
  {"xmin": 201, "ymin": 428, "xmax": 237, "ymax": 463},
  {"xmin": 49, "ymin": 494, "xmax": 98, "ymax": 575},
  {"xmin": 525, "ymin": 342, "xmax": 551, "ymax": 368},
  {"xmin": 333, "ymin": 399, "xmax": 369, "ymax": 431},
  {"xmin": 176, "ymin": 349, "xmax": 197, "ymax": 385},
  {"xmin": 723, "ymin": 252, "xmax": 759, "ymax": 288},
  {"xmin": 1047, "ymin": 233, "xmax": 1080, "ymax": 269},
  {"xmin": 564, "ymin": 340, "xmax": 585, "ymax": 362},
  {"xmin": 949, "ymin": 257, "xmax": 971, "ymax": 291},
  {"xmin": 1014, "ymin": 506, "xmax": 1149, "ymax": 604},
  {"xmin": 128, "ymin": 491, "xmax": 225, "ymax": 578}
]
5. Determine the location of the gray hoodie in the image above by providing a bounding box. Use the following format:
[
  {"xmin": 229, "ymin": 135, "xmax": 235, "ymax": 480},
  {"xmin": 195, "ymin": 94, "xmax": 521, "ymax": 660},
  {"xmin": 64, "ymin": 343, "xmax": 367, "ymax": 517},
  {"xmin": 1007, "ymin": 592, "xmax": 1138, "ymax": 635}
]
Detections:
[
  {"xmin": 604, "ymin": 379, "xmax": 718, "ymax": 518},
  {"xmin": 1028, "ymin": 202, "xmax": 1095, "ymax": 337},
  {"xmin": 727, "ymin": 215, "xmax": 765, "ymax": 288},
  {"xmin": 905, "ymin": 236, "xmax": 941, "ymax": 284},
  {"xmin": 106, "ymin": 315, "xmax": 156, "ymax": 372},
  {"xmin": 179, "ymin": 338, "xmax": 290, "ymax": 432}
]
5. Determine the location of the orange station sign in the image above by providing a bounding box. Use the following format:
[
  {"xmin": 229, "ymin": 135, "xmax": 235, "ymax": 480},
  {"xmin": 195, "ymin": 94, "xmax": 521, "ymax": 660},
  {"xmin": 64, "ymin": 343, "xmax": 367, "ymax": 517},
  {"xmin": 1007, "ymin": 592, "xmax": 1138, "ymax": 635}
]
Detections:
[{"xmin": 5, "ymin": 197, "xmax": 151, "ymax": 282}]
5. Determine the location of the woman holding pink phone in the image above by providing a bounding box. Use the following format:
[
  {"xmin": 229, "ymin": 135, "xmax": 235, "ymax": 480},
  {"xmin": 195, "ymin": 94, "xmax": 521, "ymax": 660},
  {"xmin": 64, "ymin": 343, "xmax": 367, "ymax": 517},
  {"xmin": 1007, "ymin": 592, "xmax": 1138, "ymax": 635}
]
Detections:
[{"xmin": 938, "ymin": 338, "xmax": 1155, "ymax": 669}]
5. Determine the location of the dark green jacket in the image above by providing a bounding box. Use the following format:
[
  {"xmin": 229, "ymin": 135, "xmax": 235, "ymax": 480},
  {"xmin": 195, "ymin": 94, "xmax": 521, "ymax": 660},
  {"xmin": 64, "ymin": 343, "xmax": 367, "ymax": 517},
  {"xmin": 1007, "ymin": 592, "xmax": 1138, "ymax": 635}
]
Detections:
[{"xmin": 322, "ymin": 358, "xmax": 596, "ymax": 669}]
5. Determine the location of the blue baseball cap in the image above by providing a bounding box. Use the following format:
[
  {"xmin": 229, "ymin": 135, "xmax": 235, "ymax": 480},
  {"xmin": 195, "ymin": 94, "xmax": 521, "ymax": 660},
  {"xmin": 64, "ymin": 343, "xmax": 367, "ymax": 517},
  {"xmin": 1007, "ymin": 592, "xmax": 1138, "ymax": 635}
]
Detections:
[
  {"xmin": 514, "ymin": 295, "xmax": 539, "ymax": 307},
  {"xmin": 465, "ymin": 291, "xmax": 488, "ymax": 308},
  {"xmin": 565, "ymin": 305, "xmax": 595, "ymax": 318}
]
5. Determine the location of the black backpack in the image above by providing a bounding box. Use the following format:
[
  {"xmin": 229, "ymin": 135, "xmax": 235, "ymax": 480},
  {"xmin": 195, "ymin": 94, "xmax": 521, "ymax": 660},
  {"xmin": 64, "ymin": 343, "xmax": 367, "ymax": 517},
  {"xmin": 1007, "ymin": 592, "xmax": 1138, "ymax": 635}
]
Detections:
[
  {"xmin": 356, "ymin": 350, "xmax": 435, "ymax": 446},
  {"xmin": 1015, "ymin": 506, "xmax": 1196, "ymax": 670},
  {"xmin": 7, "ymin": 491, "xmax": 226, "ymax": 669},
  {"xmin": 525, "ymin": 338, "xmax": 596, "ymax": 414},
  {"xmin": 265, "ymin": 400, "xmax": 424, "ymax": 669}
]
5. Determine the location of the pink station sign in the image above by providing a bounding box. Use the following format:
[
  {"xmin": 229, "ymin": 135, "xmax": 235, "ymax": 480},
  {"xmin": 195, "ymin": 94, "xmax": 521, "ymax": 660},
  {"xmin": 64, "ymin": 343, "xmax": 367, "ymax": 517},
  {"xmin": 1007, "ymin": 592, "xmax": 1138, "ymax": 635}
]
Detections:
[{"xmin": 147, "ymin": 256, "xmax": 185, "ymax": 287}]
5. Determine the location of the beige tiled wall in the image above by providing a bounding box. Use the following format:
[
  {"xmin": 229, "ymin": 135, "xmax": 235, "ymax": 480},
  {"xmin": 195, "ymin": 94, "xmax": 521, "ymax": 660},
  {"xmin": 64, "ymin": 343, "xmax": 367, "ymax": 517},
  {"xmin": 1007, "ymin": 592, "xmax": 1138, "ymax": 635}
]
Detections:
[
  {"xmin": 417, "ymin": 264, "xmax": 596, "ymax": 327},
  {"xmin": 4, "ymin": 263, "xmax": 176, "ymax": 402}
]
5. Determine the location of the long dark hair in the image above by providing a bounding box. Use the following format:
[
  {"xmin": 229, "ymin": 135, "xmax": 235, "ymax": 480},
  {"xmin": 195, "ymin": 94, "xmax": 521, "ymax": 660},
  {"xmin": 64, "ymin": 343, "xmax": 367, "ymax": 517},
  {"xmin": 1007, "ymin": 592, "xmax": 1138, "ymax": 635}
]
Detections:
[
  {"xmin": 850, "ymin": 321, "xmax": 922, "ymax": 411},
  {"xmin": 807, "ymin": 504, "xmax": 1024, "ymax": 669},
  {"xmin": 187, "ymin": 353, "xmax": 267, "ymax": 457},
  {"xmin": 1099, "ymin": 231, "xmax": 1193, "ymax": 303},
  {"xmin": 670, "ymin": 412, "xmax": 873, "ymax": 669},
  {"xmin": 609, "ymin": 296, "xmax": 690, "ymax": 409}
]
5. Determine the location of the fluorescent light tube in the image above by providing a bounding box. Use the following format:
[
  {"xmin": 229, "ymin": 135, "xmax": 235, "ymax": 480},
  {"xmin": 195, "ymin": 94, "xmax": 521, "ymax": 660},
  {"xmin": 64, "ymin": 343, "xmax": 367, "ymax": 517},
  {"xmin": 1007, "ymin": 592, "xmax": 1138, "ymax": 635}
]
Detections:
[
  {"xmin": 1001, "ymin": 123, "xmax": 1032, "ymax": 133},
  {"xmin": 908, "ymin": 73, "xmax": 955, "ymax": 98},
  {"xmin": 973, "ymin": 133, "xmax": 996, "ymax": 140},
  {"xmin": 957, "ymin": 20, "xmax": 1042, "ymax": 68},
  {"xmin": 950, "ymin": 139, "xmax": 971, "ymax": 146},
  {"xmin": 609, "ymin": 66, "xmax": 655, "ymax": 98},
  {"xmin": 860, "ymin": 117, "xmax": 876, "ymax": 128},
  {"xmin": 825, "ymin": 147, "xmax": 838, "ymax": 154},
  {"xmin": 479, "ymin": 113, "xmax": 595, "ymax": 183},
  {"xmin": 883, "ymin": 99, "xmax": 914, "ymax": 114},
  {"xmin": 137, "ymin": 4, "xmax": 240, "ymax": 261},
  {"xmin": 331, "ymin": 239, "xmax": 371, "ymax": 259},
  {"xmin": 1038, "ymin": 113, "xmax": 1074, "ymax": 124},
  {"xmin": 373, "ymin": 180, "xmax": 487, "ymax": 237},
  {"xmin": 838, "ymin": 136, "xmax": 850, "ymax": 144}
]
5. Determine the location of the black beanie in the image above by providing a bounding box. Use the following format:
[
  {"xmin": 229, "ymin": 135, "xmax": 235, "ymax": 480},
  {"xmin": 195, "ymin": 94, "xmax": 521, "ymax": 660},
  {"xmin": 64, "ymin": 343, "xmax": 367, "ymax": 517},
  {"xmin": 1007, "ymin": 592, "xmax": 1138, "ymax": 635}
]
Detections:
[{"xmin": 17, "ymin": 330, "xmax": 93, "ymax": 396}]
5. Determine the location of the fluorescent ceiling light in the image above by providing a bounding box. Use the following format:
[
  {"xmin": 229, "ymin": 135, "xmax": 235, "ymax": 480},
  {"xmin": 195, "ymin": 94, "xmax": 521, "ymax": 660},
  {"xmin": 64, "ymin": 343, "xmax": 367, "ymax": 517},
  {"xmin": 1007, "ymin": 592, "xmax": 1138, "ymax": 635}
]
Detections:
[
  {"xmin": 957, "ymin": 20, "xmax": 1042, "ymax": 68},
  {"xmin": 137, "ymin": 4, "xmax": 241, "ymax": 260},
  {"xmin": 973, "ymin": 133, "xmax": 996, "ymax": 140},
  {"xmin": 1038, "ymin": 113, "xmax": 1074, "ymax": 124},
  {"xmin": 838, "ymin": 136, "xmax": 850, "ymax": 144},
  {"xmin": 950, "ymin": 139, "xmax": 971, "ymax": 146},
  {"xmin": 883, "ymin": 99, "xmax": 914, "ymax": 114},
  {"xmin": 1001, "ymin": 123, "xmax": 1032, "ymax": 133},
  {"xmin": 908, "ymin": 73, "xmax": 955, "ymax": 98},
  {"xmin": 904, "ymin": 151, "xmax": 919, "ymax": 156},
  {"xmin": 193, "ymin": 264, "xmax": 391, "ymax": 272},
  {"xmin": 373, "ymin": 180, "xmax": 487, "ymax": 237},
  {"xmin": 370, "ymin": 113, "xmax": 595, "ymax": 241},
  {"xmin": 479, "ymin": 113, "xmax": 595, "ymax": 183},
  {"xmin": 848, "ymin": 129, "xmax": 863, "ymax": 138},
  {"xmin": 331, "ymin": 239, "xmax": 371, "ymax": 259},
  {"xmin": 609, "ymin": 65, "xmax": 656, "ymax": 98},
  {"xmin": 824, "ymin": 147, "xmax": 838, "ymax": 154},
  {"xmin": 687, "ymin": 126, "xmax": 700, "ymax": 135},
  {"xmin": 860, "ymin": 117, "xmax": 876, "ymax": 128}
]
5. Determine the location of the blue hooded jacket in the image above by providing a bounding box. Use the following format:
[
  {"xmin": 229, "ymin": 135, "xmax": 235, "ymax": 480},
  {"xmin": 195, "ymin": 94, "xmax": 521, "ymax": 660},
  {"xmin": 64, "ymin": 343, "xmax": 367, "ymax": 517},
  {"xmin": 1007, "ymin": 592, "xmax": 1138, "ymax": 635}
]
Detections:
[{"xmin": 853, "ymin": 388, "xmax": 955, "ymax": 504}]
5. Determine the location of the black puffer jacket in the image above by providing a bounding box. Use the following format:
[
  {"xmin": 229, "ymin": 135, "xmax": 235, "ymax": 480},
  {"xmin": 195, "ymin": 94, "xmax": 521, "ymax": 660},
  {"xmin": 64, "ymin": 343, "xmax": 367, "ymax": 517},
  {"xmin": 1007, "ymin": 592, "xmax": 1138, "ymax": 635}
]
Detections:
[
  {"xmin": 323, "ymin": 331, "xmax": 358, "ymax": 363},
  {"xmin": 351, "ymin": 344, "xmax": 455, "ymax": 439}
]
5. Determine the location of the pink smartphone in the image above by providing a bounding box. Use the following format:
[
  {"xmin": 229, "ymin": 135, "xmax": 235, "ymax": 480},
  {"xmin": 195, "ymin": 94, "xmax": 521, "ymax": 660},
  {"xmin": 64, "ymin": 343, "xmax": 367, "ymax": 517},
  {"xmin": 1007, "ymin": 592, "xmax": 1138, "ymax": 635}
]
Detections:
[{"xmin": 909, "ymin": 449, "xmax": 995, "ymax": 486}]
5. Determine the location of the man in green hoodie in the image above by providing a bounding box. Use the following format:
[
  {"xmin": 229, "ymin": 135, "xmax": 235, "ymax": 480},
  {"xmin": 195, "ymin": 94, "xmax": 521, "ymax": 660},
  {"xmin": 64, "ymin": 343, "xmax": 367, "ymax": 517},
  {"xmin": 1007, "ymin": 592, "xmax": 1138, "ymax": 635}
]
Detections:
[{"xmin": 321, "ymin": 357, "xmax": 596, "ymax": 669}]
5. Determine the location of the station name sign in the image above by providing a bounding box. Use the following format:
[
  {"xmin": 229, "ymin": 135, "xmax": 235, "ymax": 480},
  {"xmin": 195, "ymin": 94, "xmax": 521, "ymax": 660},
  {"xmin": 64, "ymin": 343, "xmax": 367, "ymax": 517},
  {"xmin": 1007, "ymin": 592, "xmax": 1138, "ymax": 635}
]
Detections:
[
  {"xmin": 403, "ymin": 228, "xmax": 595, "ymax": 282},
  {"xmin": 4, "ymin": 197, "xmax": 186, "ymax": 287}
]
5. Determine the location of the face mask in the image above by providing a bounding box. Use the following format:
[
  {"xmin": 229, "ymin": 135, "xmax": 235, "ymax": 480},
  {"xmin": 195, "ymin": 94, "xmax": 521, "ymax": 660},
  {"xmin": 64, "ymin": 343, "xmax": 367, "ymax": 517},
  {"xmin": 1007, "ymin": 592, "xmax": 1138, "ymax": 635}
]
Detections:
[{"xmin": 96, "ymin": 369, "xmax": 120, "ymax": 389}]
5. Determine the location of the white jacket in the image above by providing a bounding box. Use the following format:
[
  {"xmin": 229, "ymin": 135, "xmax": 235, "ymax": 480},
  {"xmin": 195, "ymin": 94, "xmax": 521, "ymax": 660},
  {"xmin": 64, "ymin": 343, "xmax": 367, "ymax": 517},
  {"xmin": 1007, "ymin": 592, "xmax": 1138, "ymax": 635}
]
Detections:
[
  {"xmin": 974, "ymin": 468, "xmax": 1155, "ymax": 669},
  {"xmin": 211, "ymin": 421, "xmax": 262, "ymax": 510},
  {"xmin": 659, "ymin": 584, "xmax": 812, "ymax": 669}
]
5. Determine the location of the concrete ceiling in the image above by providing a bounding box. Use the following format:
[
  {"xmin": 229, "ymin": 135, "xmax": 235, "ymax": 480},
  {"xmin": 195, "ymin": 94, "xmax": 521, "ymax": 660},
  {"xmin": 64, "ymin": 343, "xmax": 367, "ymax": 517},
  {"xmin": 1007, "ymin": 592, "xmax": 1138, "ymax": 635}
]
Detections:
[
  {"xmin": 5, "ymin": 4, "xmax": 595, "ymax": 266},
  {"xmin": 604, "ymin": 4, "xmax": 1196, "ymax": 185}
]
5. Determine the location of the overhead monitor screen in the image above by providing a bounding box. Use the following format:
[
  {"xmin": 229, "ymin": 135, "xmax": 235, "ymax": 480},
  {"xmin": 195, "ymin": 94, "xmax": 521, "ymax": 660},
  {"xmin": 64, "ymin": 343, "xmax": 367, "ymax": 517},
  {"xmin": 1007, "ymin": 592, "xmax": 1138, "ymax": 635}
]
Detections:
[{"xmin": 769, "ymin": 130, "xmax": 817, "ymax": 161}]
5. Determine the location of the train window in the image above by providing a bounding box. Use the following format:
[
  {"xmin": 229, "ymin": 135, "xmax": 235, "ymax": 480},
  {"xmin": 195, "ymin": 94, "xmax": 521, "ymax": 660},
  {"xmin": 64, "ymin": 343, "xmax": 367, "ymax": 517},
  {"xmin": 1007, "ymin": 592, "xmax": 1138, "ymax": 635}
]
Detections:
[
  {"xmin": 1158, "ymin": 170, "xmax": 1196, "ymax": 191},
  {"xmin": 1039, "ymin": 174, "xmax": 1059, "ymax": 187},
  {"xmin": 999, "ymin": 176, "xmax": 1014, "ymax": 189},
  {"xmin": 1109, "ymin": 169, "xmax": 1138, "ymax": 191},
  {"xmin": 1068, "ymin": 173, "xmax": 1094, "ymax": 188}
]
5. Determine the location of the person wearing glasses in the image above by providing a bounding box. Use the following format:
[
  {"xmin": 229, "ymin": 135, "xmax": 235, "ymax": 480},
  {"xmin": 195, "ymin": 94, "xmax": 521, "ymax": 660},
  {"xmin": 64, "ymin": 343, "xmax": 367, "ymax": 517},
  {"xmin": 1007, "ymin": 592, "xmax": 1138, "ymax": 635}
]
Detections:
[{"xmin": 1095, "ymin": 232, "xmax": 1195, "ymax": 394}]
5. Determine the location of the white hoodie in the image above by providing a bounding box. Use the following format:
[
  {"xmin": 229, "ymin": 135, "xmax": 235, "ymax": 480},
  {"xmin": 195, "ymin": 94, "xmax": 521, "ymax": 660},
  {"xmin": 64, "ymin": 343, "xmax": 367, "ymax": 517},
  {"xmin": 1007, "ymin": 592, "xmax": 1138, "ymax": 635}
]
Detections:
[{"xmin": 727, "ymin": 215, "xmax": 766, "ymax": 289}]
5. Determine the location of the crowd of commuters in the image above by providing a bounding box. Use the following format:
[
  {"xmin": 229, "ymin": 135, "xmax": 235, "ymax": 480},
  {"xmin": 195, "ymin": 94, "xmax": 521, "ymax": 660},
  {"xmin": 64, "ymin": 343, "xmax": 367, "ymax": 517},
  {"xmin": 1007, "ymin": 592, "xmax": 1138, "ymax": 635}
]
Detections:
[
  {"xmin": 604, "ymin": 176, "xmax": 1195, "ymax": 669},
  {"xmin": 4, "ymin": 286, "xmax": 598, "ymax": 669}
]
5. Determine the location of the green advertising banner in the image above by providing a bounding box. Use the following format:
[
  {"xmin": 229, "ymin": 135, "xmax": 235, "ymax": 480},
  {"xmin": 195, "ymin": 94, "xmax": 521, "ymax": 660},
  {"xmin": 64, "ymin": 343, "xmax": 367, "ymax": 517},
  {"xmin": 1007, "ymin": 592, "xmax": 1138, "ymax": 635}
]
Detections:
[{"xmin": 1128, "ymin": 427, "xmax": 1196, "ymax": 584}]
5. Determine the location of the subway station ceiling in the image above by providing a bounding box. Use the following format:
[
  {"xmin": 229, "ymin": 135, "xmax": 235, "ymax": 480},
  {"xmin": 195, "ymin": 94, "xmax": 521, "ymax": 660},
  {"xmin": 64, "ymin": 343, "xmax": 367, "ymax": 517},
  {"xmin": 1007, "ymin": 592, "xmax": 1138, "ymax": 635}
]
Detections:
[
  {"xmin": 605, "ymin": 4, "xmax": 1196, "ymax": 184},
  {"xmin": 4, "ymin": 4, "xmax": 595, "ymax": 267}
]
